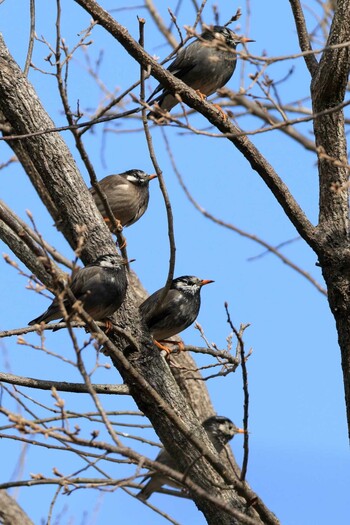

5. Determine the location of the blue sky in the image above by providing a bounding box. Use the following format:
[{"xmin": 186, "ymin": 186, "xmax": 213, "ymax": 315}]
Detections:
[{"xmin": 0, "ymin": 1, "xmax": 349, "ymax": 524}]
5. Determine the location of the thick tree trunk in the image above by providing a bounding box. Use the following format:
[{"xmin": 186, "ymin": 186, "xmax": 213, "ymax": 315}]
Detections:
[{"xmin": 310, "ymin": 0, "xmax": 350, "ymax": 436}]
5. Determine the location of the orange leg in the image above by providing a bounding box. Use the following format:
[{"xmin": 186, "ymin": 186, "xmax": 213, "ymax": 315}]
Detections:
[
  {"xmin": 103, "ymin": 319, "xmax": 113, "ymax": 333},
  {"xmin": 195, "ymin": 89, "xmax": 207, "ymax": 102},
  {"xmin": 154, "ymin": 340, "xmax": 172, "ymax": 354},
  {"xmin": 103, "ymin": 217, "xmax": 124, "ymax": 232},
  {"xmin": 154, "ymin": 339, "xmax": 185, "ymax": 354},
  {"xmin": 212, "ymin": 103, "xmax": 228, "ymax": 120},
  {"xmin": 103, "ymin": 217, "xmax": 127, "ymax": 249},
  {"xmin": 162, "ymin": 340, "xmax": 185, "ymax": 351}
]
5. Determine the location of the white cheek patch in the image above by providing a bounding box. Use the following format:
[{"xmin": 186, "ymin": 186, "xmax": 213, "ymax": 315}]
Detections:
[
  {"xmin": 176, "ymin": 282, "xmax": 199, "ymax": 294},
  {"xmin": 99, "ymin": 258, "xmax": 117, "ymax": 268},
  {"xmin": 127, "ymin": 175, "xmax": 139, "ymax": 183}
]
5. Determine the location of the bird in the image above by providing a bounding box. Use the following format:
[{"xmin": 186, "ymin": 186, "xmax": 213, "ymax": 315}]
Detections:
[
  {"xmin": 28, "ymin": 254, "xmax": 128, "ymax": 326},
  {"xmin": 137, "ymin": 415, "xmax": 244, "ymax": 500},
  {"xmin": 147, "ymin": 25, "xmax": 254, "ymax": 118},
  {"xmin": 139, "ymin": 275, "xmax": 214, "ymax": 350},
  {"xmin": 89, "ymin": 169, "xmax": 157, "ymax": 230}
]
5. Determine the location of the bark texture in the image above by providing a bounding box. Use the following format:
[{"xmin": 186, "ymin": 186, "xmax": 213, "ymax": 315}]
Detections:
[
  {"xmin": 0, "ymin": 491, "xmax": 34, "ymax": 525},
  {"xmin": 310, "ymin": 0, "xmax": 350, "ymax": 435}
]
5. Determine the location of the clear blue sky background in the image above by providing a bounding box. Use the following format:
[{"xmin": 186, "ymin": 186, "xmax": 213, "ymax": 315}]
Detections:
[{"xmin": 0, "ymin": 1, "xmax": 349, "ymax": 524}]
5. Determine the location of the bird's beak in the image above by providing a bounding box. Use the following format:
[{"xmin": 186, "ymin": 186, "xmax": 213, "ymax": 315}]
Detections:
[
  {"xmin": 241, "ymin": 37, "xmax": 255, "ymax": 44},
  {"xmin": 121, "ymin": 258, "xmax": 135, "ymax": 265},
  {"xmin": 200, "ymin": 279, "xmax": 215, "ymax": 286},
  {"xmin": 235, "ymin": 428, "xmax": 247, "ymax": 434},
  {"xmin": 148, "ymin": 174, "xmax": 158, "ymax": 181}
]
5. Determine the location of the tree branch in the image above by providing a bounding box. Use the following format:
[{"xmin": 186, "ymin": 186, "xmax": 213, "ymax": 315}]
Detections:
[
  {"xmin": 289, "ymin": 0, "xmax": 318, "ymax": 75},
  {"xmin": 0, "ymin": 372, "xmax": 130, "ymax": 395},
  {"xmin": 73, "ymin": 0, "xmax": 319, "ymax": 256}
]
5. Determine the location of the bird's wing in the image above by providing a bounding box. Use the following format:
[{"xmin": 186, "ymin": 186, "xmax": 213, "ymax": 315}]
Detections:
[
  {"xmin": 167, "ymin": 40, "xmax": 201, "ymax": 78},
  {"xmin": 147, "ymin": 40, "xmax": 201, "ymax": 101},
  {"xmin": 70, "ymin": 265, "xmax": 102, "ymax": 298},
  {"xmin": 141, "ymin": 289, "xmax": 182, "ymax": 327},
  {"xmin": 90, "ymin": 175, "xmax": 128, "ymax": 198}
]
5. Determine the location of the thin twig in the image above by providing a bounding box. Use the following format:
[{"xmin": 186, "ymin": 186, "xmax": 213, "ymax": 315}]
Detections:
[
  {"xmin": 54, "ymin": 1, "xmax": 129, "ymax": 264},
  {"xmin": 225, "ymin": 305, "xmax": 250, "ymax": 482},
  {"xmin": 289, "ymin": 0, "xmax": 319, "ymax": 75},
  {"xmin": 24, "ymin": 0, "xmax": 36, "ymax": 76},
  {"xmin": 138, "ymin": 17, "xmax": 176, "ymax": 306},
  {"xmin": 162, "ymin": 130, "xmax": 326, "ymax": 295}
]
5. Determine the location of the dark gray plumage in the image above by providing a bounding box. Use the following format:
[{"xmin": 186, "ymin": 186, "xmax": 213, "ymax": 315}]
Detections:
[
  {"xmin": 137, "ymin": 415, "xmax": 244, "ymax": 500},
  {"xmin": 90, "ymin": 169, "xmax": 157, "ymax": 229},
  {"xmin": 28, "ymin": 254, "xmax": 127, "ymax": 326},
  {"xmin": 139, "ymin": 275, "xmax": 214, "ymax": 341},
  {"xmin": 148, "ymin": 25, "xmax": 253, "ymax": 116}
]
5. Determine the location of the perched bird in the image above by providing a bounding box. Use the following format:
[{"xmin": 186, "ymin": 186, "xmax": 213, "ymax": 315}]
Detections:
[
  {"xmin": 28, "ymin": 254, "xmax": 127, "ymax": 326},
  {"xmin": 90, "ymin": 169, "xmax": 157, "ymax": 229},
  {"xmin": 147, "ymin": 25, "xmax": 254, "ymax": 117},
  {"xmin": 137, "ymin": 415, "xmax": 244, "ymax": 500},
  {"xmin": 139, "ymin": 275, "xmax": 214, "ymax": 350}
]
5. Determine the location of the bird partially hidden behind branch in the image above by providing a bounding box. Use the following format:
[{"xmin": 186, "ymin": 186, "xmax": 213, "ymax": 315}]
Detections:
[
  {"xmin": 147, "ymin": 25, "xmax": 254, "ymax": 120},
  {"xmin": 90, "ymin": 169, "xmax": 157, "ymax": 231},
  {"xmin": 137, "ymin": 415, "xmax": 245, "ymax": 500},
  {"xmin": 28, "ymin": 254, "xmax": 128, "ymax": 327},
  {"xmin": 139, "ymin": 275, "xmax": 214, "ymax": 353}
]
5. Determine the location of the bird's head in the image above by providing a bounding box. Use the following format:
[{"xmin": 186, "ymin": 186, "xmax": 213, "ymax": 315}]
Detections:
[
  {"xmin": 124, "ymin": 169, "xmax": 157, "ymax": 186},
  {"xmin": 202, "ymin": 25, "xmax": 254, "ymax": 49},
  {"xmin": 172, "ymin": 276, "xmax": 214, "ymax": 295},
  {"xmin": 203, "ymin": 415, "xmax": 245, "ymax": 446},
  {"xmin": 93, "ymin": 254, "xmax": 127, "ymax": 269}
]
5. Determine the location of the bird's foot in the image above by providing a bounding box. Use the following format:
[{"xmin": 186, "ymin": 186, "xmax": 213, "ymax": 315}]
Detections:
[
  {"xmin": 212, "ymin": 103, "xmax": 228, "ymax": 120},
  {"xmin": 195, "ymin": 90, "xmax": 207, "ymax": 102},
  {"xmin": 154, "ymin": 340, "xmax": 185, "ymax": 357},
  {"xmin": 148, "ymin": 103, "xmax": 170, "ymax": 124},
  {"xmin": 104, "ymin": 217, "xmax": 125, "ymax": 240},
  {"xmin": 154, "ymin": 339, "xmax": 172, "ymax": 354},
  {"xmin": 103, "ymin": 319, "xmax": 113, "ymax": 333}
]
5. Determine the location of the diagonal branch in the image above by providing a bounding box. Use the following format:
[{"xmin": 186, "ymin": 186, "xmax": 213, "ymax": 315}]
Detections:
[
  {"xmin": 74, "ymin": 0, "xmax": 319, "ymax": 256},
  {"xmin": 289, "ymin": 0, "xmax": 318, "ymax": 75},
  {"xmin": 163, "ymin": 131, "xmax": 327, "ymax": 295}
]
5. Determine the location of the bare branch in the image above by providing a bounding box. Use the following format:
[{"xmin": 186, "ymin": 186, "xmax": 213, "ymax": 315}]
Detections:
[
  {"xmin": 73, "ymin": 0, "xmax": 319, "ymax": 257},
  {"xmin": 289, "ymin": 0, "xmax": 319, "ymax": 74},
  {"xmin": 0, "ymin": 372, "xmax": 130, "ymax": 395}
]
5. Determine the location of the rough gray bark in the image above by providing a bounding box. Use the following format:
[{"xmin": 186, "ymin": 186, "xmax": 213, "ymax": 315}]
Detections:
[
  {"xmin": 0, "ymin": 491, "xmax": 34, "ymax": 525},
  {"xmin": 309, "ymin": 0, "xmax": 350, "ymax": 436},
  {"xmin": 0, "ymin": 33, "xmax": 276, "ymax": 525}
]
